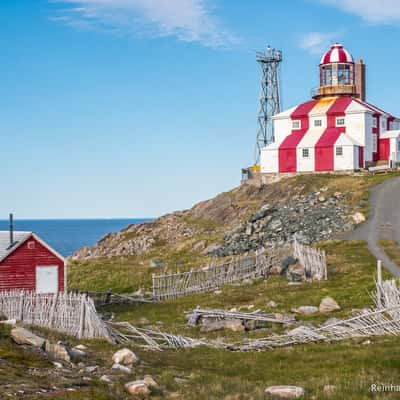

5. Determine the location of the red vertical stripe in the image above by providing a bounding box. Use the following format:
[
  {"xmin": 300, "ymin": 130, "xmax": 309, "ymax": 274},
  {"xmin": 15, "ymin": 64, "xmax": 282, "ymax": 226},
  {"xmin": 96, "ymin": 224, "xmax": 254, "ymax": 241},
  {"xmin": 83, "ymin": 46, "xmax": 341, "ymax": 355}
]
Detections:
[
  {"xmin": 278, "ymin": 100, "xmax": 317, "ymax": 172},
  {"xmin": 315, "ymin": 97, "xmax": 352, "ymax": 171}
]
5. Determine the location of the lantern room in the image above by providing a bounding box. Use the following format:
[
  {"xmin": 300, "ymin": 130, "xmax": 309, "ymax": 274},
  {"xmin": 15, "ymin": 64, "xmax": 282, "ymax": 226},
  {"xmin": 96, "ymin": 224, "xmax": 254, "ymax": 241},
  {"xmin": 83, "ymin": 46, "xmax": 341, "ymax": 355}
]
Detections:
[{"xmin": 315, "ymin": 43, "xmax": 358, "ymax": 98}]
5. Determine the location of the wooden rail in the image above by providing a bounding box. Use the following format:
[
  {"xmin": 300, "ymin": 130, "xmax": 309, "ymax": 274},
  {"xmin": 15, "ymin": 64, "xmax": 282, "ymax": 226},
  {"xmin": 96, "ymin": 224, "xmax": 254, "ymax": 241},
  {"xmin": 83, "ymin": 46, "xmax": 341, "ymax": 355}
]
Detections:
[{"xmin": 152, "ymin": 248, "xmax": 278, "ymax": 301}]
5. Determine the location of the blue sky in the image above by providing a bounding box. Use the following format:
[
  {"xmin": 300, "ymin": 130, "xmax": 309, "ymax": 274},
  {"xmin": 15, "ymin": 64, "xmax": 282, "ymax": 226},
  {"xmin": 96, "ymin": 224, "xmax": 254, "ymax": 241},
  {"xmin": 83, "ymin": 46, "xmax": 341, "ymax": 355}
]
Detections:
[{"xmin": 2, "ymin": 0, "xmax": 400, "ymax": 218}]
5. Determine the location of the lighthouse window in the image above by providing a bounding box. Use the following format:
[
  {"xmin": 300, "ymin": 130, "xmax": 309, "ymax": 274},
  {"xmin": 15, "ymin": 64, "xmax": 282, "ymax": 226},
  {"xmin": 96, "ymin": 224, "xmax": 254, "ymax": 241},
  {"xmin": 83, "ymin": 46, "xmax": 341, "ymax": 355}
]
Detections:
[
  {"xmin": 336, "ymin": 117, "xmax": 345, "ymax": 127},
  {"xmin": 322, "ymin": 65, "xmax": 332, "ymax": 86},
  {"xmin": 302, "ymin": 148, "xmax": 310, "ymax": 158},
  {"xmin": 292, "ymin": 120, "xmax": 301, "ymax": 129},
  {"xmin": 338, "ymin": 64, "xmax": 351, "ymax": 85},
  {"xmin": 336, "ymin": 146, "xmax": 343, "ymax": 157}
]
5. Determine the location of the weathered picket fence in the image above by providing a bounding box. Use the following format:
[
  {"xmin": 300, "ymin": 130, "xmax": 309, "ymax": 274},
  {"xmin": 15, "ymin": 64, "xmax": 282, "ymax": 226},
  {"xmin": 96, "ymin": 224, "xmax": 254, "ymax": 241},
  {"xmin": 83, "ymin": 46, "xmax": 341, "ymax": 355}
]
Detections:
[
  {"xmin": 0, "ymin": 290, "xmax": 111, "ymax": 340},
  {"xmin": 293, "ymin": 238, "xmax": 327, "ymax": 281},
  {"xmin": 152, "ymin": 248, "xmax": 277, "ymax": 301}
]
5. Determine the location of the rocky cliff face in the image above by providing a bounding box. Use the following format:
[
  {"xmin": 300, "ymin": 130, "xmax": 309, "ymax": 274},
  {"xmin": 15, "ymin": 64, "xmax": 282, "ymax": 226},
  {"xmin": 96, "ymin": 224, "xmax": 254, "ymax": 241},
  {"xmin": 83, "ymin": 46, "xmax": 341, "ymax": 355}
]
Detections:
[{"xmin": 71, "ymin": 178, "xmax": 359, "ymax": 260}]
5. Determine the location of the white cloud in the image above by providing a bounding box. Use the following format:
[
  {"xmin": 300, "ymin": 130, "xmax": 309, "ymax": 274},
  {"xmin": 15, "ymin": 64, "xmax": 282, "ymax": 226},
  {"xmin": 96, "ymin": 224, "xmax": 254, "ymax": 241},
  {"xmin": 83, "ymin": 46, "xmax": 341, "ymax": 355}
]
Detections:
[
  {"xmin": 298, "ymin": 32, "xmax": 338, "ymax": 55},
  {"xmin": 317, "ymin": 0, "xmax": 400, "ymax": 24},
  {"xmin": 52, "ymin": 0, "xmax": 238, "ymax": 47}
]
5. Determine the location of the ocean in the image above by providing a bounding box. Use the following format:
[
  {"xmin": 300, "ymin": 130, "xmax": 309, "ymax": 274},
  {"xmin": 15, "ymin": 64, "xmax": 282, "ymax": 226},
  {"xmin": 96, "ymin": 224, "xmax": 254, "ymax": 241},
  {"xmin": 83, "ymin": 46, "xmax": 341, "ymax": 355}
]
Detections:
[{"xmin": 0, "ymin": 219, "xmax": 151, "ymax": 257}]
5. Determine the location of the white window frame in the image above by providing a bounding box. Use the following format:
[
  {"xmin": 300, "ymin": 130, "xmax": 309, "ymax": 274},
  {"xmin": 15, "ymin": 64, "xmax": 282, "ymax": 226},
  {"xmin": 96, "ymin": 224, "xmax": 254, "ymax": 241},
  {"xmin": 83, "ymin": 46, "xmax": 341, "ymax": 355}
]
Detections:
[
  {"xmin": 372, "ymin": 117, "xmax": 378, "ymax": 128},
  {"xmin": 336, "ymin": 146, "xmax": 343, "ymax": 157},
  {"xmin": 314, "ymin": 119, "xmax": 322, "ymax": 127},
  {"xmin": 398, "ymin": 140, "xmax": 400, "ymax": 152},
  {"xmin": 373, "ymin": 134, "xmax": 378, "ymax": 153},
  {"xmin": 336, "ymin": 117, "xmax": 345, "ymax": 127},
  {"xmin": 302, "ymin": 148, "xmax": 310, "ymax": 158},
  {"xmin": 292, "ymin": 120, "xmax": 301, "ymax": 130}
]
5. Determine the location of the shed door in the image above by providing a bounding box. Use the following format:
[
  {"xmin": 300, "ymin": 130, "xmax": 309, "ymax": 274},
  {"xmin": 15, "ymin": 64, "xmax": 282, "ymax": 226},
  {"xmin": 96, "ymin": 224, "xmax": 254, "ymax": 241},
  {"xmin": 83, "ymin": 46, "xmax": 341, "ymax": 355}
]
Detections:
[{"xmin": 36, "ymin": 266, "xmax": 59, "ymax": 294}]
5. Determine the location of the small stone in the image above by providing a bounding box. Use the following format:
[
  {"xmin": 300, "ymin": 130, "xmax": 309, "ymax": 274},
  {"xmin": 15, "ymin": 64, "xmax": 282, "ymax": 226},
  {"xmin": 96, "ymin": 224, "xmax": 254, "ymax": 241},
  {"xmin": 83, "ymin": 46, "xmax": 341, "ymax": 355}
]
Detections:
[
  {"xmin": 143, "ymin": 375, "xmax": 159, "ymax": 390},
  {"xmin": 266, "ymin": 300, "xmax": 278, "ymax": 308},
  {"xmin": 265, "ymin": 385, "xmax": 305, "ymax": 398},
  {"xmin": 74, "ymin": 344, "xmax": 87, "ymax": 351},
  {"xmin": 11, "ymin": 327, "xmax": 45, "ymax": 348},
  {"xmin": 318, "ymin": 196, "xmax": 326, "ymax": 203},
  {"xmin": 100, "ymin": 375, "xmax": 113, "ymax": 383},
  {"xmin": 125, "ymin": 380, "xmax": 150, "ymax": 397},
  {"xmin": 323, "ymin": 385, "xmax": 336, "ymax": 396},
  {"xmin": 291, "ymin": 306, "xmax": 319, "ymax": 315},
  {"xmin": 214, "ymin": 290, "xmax": 222, "ymax": 295},
  {"xmin": 139, "ymin": 317, "xmax": 150, "ymax": 325},
  {"xmin": 319, "ymin": 297, "xmax": 341, "ymax": 313},
  {"xmin": 112, "ymin": 363, "xmax": 132, "ymax": 373},
  {"xmin": 362, "ymin": 340, "xmax": 371, "ymax": 345},
  {"xmin": 149, "ymin": 259, "xmax": 164, "ymax": 268},
  {"xmin": 85, "ymin": 366, "xmax": 98, "ymax": 373},
  {"xmin": 352, "ymin": 212, "xmax": 366, "ymax": 224},
  {"xmin": 224, "ymin": 319, "xmax": 245, "ymax": 332},
  {"xmin": 52, "ymin": 362, "xmax": 63, "ymax": 369},
  {"xmin": 112, "ymin": 348, "xmax": 138, "ymax": 366}
]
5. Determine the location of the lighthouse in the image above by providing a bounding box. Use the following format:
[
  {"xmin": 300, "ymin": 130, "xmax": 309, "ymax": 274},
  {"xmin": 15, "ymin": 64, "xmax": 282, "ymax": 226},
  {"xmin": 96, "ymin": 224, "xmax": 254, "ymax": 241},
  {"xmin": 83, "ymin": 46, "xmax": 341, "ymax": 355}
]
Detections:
[{"xmin": 259, "ymin": 43, "xmax": 400, "ymax": 176}]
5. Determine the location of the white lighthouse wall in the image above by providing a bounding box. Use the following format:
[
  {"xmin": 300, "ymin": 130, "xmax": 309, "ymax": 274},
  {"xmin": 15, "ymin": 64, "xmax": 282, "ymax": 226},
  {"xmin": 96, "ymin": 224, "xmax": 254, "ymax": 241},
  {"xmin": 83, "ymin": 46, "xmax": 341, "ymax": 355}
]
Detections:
[
  {"xmin": 334, "ymin": 134, "xmax": 358, "ymax": 171},
  {"xmin": 272, "ymin": 115, "xmax": 293, "ymax": 144},
  {"xmin": 296, "ymin": 127, "xmax": 325, "ymax": 172},
  {"xmin": 260, "ymin": 147, "xmax": 279, "ymax": 173}
]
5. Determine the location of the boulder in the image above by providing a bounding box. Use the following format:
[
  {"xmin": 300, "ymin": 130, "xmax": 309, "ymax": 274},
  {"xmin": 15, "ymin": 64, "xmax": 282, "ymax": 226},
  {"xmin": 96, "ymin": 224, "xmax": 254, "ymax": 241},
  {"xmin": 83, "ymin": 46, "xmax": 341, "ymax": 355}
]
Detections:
[
  {"xmin": 291, "ymin": 306, "xmax": 319, "ymax": 315},
  {"xmin": 319, "ymin": 297, "xmax": 341, "ymax": 313},
  {"xmin": 265, "ymin": 385, "xmax": 305, "ymax": 398},
  {"xmin": 112, "ymin": 348, "xmax": 138, "ymax": 366},
  {"xmin": 352, "ymin": 212, "xmax": 366, "ymax": 224},
  {"xmin": 125, "ymin": 380, "xmax": 150, "ymax": 397},
  {"xmin": 11, "ymin": 327, "xmax": 45, "ymax": 348},
  {"xmin": 45, "ymin": 341, "xmax": 85, "ymax": 363}
]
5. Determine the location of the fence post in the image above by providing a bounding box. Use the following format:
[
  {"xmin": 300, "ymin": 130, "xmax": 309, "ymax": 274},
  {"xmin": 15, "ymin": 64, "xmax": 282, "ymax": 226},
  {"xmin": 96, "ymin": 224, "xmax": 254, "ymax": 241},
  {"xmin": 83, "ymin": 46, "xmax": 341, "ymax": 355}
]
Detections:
[
  {"xmin": 377, "ymin": 260, "xmax": 382, "ymax": 285},
  {"xmin": 78, "ymin": 294, "xmax": 86, "ymax": 339},
  {"xmin": 19, "ymin": 292, "xmax": 24, "ymax": 322},
  {"xmin": 49, "ymin": 292, "xmax": 59, "ymax": 328}
]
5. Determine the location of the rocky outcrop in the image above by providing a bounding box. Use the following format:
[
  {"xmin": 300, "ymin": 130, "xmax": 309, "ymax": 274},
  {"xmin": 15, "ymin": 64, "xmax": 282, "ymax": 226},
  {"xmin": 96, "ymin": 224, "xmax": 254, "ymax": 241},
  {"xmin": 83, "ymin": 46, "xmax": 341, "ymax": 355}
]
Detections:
[
  {"xmin": 211, "ymin": 191, "xmax": 355, "ymax": 257},
  {"xmin": 71, "ymin": 180, "xmax": 357, "ymax": 260}
]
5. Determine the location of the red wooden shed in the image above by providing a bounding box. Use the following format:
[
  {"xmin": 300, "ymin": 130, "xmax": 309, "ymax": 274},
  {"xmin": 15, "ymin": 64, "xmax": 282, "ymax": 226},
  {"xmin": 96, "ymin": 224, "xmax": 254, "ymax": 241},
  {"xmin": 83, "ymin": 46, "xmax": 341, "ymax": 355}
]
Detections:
[{"xmin": 0, "ymin": 230, "xmax": 66, "ymax": 293}]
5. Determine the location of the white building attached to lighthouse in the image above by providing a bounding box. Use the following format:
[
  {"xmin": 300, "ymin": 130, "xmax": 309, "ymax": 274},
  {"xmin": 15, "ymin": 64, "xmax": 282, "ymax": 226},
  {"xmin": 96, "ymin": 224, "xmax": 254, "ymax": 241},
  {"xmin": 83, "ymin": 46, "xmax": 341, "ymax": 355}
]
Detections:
[{"xmin": 260, "ymin": 44, "xmax": 400, "ymax": 174}]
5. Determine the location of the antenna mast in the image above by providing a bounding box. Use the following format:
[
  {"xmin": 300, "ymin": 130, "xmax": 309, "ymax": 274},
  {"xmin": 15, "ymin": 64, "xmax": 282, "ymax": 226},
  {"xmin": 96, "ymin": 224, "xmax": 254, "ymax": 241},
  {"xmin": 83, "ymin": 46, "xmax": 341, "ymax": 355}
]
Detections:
[{"xmin": 254, "ymin": 46, "xmax": 282, "ymax": 164}]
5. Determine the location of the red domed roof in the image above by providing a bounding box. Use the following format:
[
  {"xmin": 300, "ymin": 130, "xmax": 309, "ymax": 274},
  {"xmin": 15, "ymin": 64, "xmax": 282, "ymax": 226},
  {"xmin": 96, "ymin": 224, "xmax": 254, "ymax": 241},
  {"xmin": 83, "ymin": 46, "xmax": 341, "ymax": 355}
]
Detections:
[{"xmin": 320, "ymin": 43, "xmax": 354, "ymax": 65}]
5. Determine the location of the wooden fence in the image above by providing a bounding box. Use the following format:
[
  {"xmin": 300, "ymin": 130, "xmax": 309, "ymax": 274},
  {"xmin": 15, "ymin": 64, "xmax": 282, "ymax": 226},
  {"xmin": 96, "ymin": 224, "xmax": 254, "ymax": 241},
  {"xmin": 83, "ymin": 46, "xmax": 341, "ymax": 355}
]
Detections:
[
  {"xmin": 293, "ymin": 238, "xmax": 327, "ymax": 281},
  {"xmin": 0, "ymin": 290, "xmax": 111, "ymax": 340},
  {"xmin": 152, "ymin": 248, "xmax": 277, "ymax": 301}
]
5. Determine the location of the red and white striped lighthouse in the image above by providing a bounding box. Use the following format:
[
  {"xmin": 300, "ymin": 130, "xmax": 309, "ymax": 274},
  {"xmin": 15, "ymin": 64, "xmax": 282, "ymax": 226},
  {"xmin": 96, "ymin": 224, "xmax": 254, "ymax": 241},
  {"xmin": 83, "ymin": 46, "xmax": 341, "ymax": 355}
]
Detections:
[{"xmin": 259, "ymin": 44, "xmax": 400, "ymax": 174}]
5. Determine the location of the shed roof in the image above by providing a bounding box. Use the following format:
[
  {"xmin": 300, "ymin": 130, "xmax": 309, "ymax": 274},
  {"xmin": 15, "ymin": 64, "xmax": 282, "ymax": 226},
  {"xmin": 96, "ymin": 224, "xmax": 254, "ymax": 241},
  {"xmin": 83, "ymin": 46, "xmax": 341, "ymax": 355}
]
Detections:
[
  {"xmin": 0, "ymin": 231, "xmax": 32, "ymax": 262},
  {"xmin": 0, "ymin": 231, "xmax": 65, "ymax": 263}
]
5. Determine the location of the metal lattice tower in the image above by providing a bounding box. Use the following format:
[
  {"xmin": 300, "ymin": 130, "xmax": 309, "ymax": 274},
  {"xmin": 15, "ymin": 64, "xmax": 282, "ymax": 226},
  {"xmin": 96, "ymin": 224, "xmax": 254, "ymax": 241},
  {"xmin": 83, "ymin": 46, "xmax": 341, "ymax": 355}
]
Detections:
[{"xmin": 255, "ymin": 46, "xmax": 282, "ymax": 164}]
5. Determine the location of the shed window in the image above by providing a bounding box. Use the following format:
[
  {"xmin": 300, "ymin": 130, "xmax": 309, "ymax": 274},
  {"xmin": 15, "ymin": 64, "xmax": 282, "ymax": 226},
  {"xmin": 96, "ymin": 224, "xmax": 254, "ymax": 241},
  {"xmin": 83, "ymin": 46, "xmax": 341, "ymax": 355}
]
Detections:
[
  {"xmin": 292, "ymin": 120, "xmax": 301, "ymax": 130},
  {"xmin": 336, "ymin": 146, "xmax": 343, "ymax": 157},
  {"xmin": 314, "ymin": 119, "xmax": 322, "ymax": 127},
  {"xmin": 27, "ymin": 241, "xmax": 35, "ymax": 249},
  {"xmin": 302, "ymin": 148, "xmax": 310, "ymax": 158},
  {"xmin": 336, "ymin": 117, "xmax": 345, "ymax": 127}
]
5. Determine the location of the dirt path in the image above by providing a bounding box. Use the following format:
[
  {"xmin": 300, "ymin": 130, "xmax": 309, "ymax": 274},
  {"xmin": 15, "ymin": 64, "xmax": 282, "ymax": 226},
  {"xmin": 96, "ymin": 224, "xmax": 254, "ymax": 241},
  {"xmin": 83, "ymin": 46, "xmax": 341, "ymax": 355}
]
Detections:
[{"xmin": 344, "ymin": 177, "xmax": 400, "ymax": 276}]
